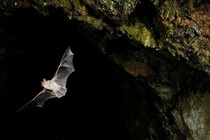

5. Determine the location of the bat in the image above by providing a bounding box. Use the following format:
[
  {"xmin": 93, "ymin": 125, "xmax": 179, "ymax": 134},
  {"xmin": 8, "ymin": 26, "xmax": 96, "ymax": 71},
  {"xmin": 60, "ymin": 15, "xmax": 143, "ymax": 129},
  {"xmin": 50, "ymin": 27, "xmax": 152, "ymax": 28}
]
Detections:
[{"xmin": 18, "ymin": 47, "xmax": 75, "ymax": 111}]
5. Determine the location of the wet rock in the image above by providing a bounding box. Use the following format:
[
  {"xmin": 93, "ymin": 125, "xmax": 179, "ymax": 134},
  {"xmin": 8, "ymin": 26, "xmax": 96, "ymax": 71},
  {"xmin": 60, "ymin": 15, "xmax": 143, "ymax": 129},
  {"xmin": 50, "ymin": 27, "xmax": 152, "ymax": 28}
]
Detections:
[{"xmin": 110, "ymin": 51, "xmax": 155, "ymax": 77}]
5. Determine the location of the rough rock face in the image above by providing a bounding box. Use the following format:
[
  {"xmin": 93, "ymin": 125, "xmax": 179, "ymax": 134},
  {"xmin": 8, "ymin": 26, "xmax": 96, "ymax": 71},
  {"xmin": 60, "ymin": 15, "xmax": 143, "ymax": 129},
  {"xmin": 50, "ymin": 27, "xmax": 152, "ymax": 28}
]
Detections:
[
  {"xmin": 0, "ymin": 0, "xmax": 210, "ymax": 139},
  {"xmin": 0, "ymin": 0, "xmax": 209, "ymax": 73}
]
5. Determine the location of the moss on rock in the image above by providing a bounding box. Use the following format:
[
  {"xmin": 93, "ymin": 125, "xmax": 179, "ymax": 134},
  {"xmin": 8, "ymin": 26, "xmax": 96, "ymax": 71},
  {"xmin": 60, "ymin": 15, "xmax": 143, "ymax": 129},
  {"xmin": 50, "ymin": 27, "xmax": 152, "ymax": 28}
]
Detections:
[{"xmin": 120, "ymin": 20, "xmax": 157, "ymax": 48}]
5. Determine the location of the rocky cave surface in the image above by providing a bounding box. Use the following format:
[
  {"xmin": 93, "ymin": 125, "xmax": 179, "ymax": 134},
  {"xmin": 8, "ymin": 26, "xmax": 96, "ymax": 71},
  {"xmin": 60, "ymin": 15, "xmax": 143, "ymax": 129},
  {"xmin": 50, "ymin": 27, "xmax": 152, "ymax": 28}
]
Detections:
[{"xmin": 0, "ymin": 0, "xmax": 210, "ymax": 140}]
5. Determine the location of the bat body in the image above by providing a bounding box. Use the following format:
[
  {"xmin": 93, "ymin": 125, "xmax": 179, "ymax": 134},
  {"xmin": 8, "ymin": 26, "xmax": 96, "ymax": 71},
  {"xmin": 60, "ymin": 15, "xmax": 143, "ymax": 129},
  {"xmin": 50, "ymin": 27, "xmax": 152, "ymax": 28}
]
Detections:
[{"xmin": 18, "ymin": 47, "xmax": 75, "ymax": 111}]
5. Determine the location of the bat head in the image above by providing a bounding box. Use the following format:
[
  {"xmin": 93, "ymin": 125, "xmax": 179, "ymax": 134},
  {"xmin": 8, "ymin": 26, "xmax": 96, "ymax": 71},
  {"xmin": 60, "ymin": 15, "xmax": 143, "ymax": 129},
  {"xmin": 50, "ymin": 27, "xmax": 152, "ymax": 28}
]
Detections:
[{"xmin": 41, "ymin": 78, "xmax": 49, "ymax": 88}]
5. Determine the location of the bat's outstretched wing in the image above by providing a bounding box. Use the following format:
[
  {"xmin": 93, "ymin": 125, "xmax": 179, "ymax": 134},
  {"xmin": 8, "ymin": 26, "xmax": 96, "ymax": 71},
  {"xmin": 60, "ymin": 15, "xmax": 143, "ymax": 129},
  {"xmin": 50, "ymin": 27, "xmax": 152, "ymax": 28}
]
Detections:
[
  {"xmin": 53, "ymin": 47, "xmax": 75, "ymax": 87},
  {"xmin": 18, "ymin": 47, "xmax": 75, "ymax": 112},
  {"xmin": 18, "ymin": 89, "xmax": 56, "ymax": 111}
]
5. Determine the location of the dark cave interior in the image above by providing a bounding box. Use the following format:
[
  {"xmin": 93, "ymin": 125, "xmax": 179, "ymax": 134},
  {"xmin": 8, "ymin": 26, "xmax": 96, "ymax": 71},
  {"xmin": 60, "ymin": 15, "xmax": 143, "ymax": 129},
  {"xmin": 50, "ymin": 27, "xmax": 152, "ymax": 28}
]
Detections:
[{"xmin": 1, "ymin": 8, "xmax": 132, "ymax": 140}]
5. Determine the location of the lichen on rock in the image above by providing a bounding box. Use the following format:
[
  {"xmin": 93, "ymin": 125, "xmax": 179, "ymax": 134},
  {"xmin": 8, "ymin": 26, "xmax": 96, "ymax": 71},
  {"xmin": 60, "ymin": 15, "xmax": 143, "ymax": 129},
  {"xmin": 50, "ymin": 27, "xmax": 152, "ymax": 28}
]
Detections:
[{"xmin": 178, "ymin": 91, "xmax": 210, "ymax": 139}]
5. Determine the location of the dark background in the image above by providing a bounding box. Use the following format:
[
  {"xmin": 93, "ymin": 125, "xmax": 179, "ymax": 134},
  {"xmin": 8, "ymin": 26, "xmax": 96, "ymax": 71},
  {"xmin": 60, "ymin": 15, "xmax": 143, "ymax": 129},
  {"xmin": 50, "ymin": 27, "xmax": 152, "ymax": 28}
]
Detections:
[{"xmin": 1, "ymin": 8, "xmax": 131, "ymax": 140}]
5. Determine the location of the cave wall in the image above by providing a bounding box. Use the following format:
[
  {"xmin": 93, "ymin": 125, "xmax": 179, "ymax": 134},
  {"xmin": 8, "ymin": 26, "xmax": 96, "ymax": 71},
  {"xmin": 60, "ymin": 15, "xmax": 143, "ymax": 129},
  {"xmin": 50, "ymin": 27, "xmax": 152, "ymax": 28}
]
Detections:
[{"xmin": 0, "ymin": 0, "xmax": 210, "ymax": 140}]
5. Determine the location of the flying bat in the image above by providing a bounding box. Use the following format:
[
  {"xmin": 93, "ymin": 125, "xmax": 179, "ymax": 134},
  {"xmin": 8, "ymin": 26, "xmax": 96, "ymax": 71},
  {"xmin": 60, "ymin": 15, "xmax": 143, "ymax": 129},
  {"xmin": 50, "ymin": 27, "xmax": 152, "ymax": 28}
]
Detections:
[{"xmin": 18, "ymin": 47, "xmax": 75, "ymax": 111}]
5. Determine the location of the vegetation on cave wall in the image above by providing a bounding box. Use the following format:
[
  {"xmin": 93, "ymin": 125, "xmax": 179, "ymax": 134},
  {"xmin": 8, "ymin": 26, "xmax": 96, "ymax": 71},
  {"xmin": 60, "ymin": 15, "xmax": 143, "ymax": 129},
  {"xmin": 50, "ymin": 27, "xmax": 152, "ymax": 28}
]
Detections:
[
  {"xmin": 1, "ymin": 0, "xmax": 209, "ymax": 74},
  {"xmin": 156, "ymin": 0, "xmax": 210, "ymax": 74},
  {"xmin": 0, "ymin": 0, "xmax": 210, "ymax": 139}
]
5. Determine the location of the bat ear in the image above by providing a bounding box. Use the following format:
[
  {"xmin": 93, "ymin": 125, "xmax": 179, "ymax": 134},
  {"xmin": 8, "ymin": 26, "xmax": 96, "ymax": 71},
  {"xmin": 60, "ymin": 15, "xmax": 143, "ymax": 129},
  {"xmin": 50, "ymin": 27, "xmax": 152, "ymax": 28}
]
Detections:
[{"xmin": 41, "ymin": 78, "xmax": 46, "ymax": 86}]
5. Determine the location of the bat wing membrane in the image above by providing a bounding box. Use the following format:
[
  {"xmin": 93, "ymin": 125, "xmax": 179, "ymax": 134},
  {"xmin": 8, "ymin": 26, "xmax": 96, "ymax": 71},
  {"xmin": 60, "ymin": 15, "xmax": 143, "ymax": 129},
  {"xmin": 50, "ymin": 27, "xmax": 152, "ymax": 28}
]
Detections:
[
  {"xmin": 18, "ymin": 47, "xmax": 75, "ymax": 111},
  {"xmin": 53, "ymin": 47, "xmax": 75, "ymax": 87},
  {"xmin": 18, "ymin": 89, "xmax": 56, "ymax": 111}
]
